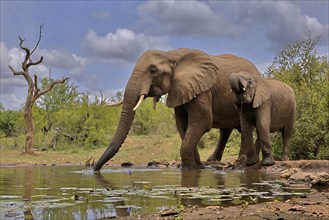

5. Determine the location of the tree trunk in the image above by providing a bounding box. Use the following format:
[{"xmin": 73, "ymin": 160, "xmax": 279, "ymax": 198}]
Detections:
[{"xmin": 24, "ymin": 98, "xmax": 35, "ymax": 154}]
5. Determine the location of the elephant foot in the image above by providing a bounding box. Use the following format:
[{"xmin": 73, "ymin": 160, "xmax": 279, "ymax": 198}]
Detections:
[
  {"xmin": 237, "ymin": 154, "xmax": 247, "ymax": 162},
  {"xmin": 196, "ymin": 163, "xmax": 205, "ymax": 169},
  {"xmin": 246, "ymin": 156, "xmax": 259, "ymax": 166},
  {"xmin": 207, "ymin": 154, "xmax": 221, "ymax": 162},
  {"xmin": 180, "ymin": 162, "xmax": 204, "ymax": 170},
  {"xmin": 233, "ymin": 158, "xmax": 246, "ymax": 167},
  {"xmin": 281, "ymin": 155, "xmax": 289, "ymax": 161},
  {"xmin": 261, "ymin": 155, "xmax": 275, "ymax": 166}
]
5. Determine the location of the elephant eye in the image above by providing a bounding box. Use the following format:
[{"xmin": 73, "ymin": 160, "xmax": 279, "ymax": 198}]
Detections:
[
  {"xmin": 233, "ymin": 89, "xmax": 245, "ymax": 95},
  {"xmin": 149, "ymin": 65, "xmax": 158, "ymax": 74}
]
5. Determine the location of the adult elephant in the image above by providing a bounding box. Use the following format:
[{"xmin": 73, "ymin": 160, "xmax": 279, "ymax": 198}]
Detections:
[
  {"xmin": 229, "ymin": 71, "xmax": 296, "ymax": 166},
  {"xmin": 93, "ymin": 48, "xmax": 261, "ymax": 171}
]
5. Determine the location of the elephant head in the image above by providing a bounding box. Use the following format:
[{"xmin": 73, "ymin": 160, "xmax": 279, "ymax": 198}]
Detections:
[
  {"xmin": 93, "ymin": 48, "xmax": 220, "ymax": 171},
  {"xmin": 229, "ymin": 71, "xmax": 270, "ymax": 108}
]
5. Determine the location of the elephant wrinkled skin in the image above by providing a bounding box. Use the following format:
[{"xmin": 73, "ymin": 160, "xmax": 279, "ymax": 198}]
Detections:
[
  {"xmin": 229, "ymin": 71, "xmax": 296, "ymax": 166},
  {"xmin": 93, "ymin": 49, "xmax": 261, "ymax": 171}
]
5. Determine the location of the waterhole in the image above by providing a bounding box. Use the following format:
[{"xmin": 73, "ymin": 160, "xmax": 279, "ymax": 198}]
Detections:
[{"xmin": 0, "ymin": 165, "xmax": 310, "ymax": 219}]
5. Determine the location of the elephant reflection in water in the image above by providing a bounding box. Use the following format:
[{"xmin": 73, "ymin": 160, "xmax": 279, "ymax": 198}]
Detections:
[{"xmin": 179, "ymin": 168, "xmax": 279, "ymax": 207}]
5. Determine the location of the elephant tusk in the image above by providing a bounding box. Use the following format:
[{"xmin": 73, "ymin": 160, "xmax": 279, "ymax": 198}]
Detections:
[
  {"xmin": 133, "ymin": 94, "xmax": 145, "ymax": 111},
  {"xmin": 106, "ymin": 100, "xmax": 123, "ymax": 107}
]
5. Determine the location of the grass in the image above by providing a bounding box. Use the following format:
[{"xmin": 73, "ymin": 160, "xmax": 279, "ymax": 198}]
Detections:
[{"xmin": 0, "ymin": 133, "xmax": 240, "ymax": 166}]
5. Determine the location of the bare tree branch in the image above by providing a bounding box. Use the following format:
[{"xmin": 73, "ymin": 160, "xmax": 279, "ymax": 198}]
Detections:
[
  {"xmin": 27, "ymin": 56, "xmax": 43, "ymax": 68},
  {"xmin": 31, "ymin": 23, "xmax": 44, "ymax": 55},
  {"xmin": 8, "ymin": 65, "xmax": 25, "ymax": 76},
  {"xmin": 34, "ymin": 74, "xmax": 38, "ymax": 91},
  {"xmin": 36, "ymin": 77, "xmax": 69, "ymax": 99},
  {"xmin": 18, "ymin": 36, "xmax": 30, "ymax": 66}
]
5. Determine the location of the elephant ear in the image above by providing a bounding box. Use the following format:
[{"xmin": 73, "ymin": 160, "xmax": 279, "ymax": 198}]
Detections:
[
  {"xmin": 252, "ymin": 79, "xmax": 271, "ymax": 108},
  {"xmin": 166, "ymin": 53, "xmax": 219, "ymax": 108}
]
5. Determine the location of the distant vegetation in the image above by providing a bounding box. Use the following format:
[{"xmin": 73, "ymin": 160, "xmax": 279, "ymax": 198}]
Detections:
[
  {"xmin": 0, "ymin": 81, "xmax": 176, "ymax": 151},
  {"xmin": 266, "ymin": 33, "xmax": 328, "ymax": 160},
  {"xmin": 0, "ymin": 33, "xmax": 328, "ymax": 160}
]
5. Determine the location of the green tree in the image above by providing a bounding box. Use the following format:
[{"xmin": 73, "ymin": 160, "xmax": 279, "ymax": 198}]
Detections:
[
  {"xmin": 36, "ymin": 78, "xmax": 81, "ymax": 133},
  {"xmin": 0, "ymin": 110, "xmax": 24, "ymax": 138},
  {"xmin": 132, "ymin": 98, "xmax": 175, "ymax": 136},
  {"xmin": 266, "ymin": 32, "xmax": 329, "ymax": 159}
]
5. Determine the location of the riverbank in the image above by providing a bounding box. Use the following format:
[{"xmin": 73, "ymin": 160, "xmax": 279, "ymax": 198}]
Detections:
[
  {"xmin": 1, "ymin": 135, "xmax": 328, "ymax": 220},
  {"xmin": 115, "ymin": 160, "xmax": 329, "ymax": 220},
  {"xmin": 0, "ymin": 134, "xmax": 239, "ymax": 166}
]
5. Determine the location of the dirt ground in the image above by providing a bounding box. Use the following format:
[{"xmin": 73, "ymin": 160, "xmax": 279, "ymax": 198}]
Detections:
[{"xmin": 113, "ymin": 160, "xmax": 329, "ymax": 220}]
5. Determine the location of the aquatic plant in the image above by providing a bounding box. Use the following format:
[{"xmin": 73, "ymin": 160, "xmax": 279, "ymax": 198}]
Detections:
[{"xmin": 127, "ymin": 170, "xmax": 135, "ymax": 190}]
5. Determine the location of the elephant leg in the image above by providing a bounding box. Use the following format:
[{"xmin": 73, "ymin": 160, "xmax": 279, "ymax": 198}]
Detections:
[
  {"xmin": 240, "ymin": 115, "xmax": 258, "ymax": 166},
  {"xmin": 193, "ymin": 147, "xmax": 204, "ymax": 169},
  {"xmin": 255, "ymin": 109, "xmax": 275, "ymax": 166},
  {"xmin": 281, "ymin": 127, "xmax": 292, "ymax": 161},
  {"xmin": 255, "ymin": 132, "xmax": 261, "ymax": 157},
  {"xmin": 207, "ymin": 128, "xmax": 233, "ymax": 161},
  {"xmin": 175, "ymin": 106, "xmax": 204, "ymax": 169},
  {"xmin": 174, "ymin": 107, "xmax": 188, "ymax": 141},
  {"xmin": 180, "ymin": 122, "xmax": 209, "ymax": 169},
  {"xmin": 180, "ymin": 98, "xmax": 212, "ymax": 169}
]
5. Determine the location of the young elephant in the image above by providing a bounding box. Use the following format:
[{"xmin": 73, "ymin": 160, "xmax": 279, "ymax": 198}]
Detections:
[{"xmin": 229, "ymin": 71, "xmax": 296, "ymax": 166}]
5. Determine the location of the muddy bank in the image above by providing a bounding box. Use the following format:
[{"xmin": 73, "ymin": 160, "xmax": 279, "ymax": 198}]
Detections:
[
  {"xmin": 112, "ymin": 160, "xmax": 329, "ymax": 220},
  {"xmin": 131, "ymin": 190, "xmax": 328, "ymax": 220}
]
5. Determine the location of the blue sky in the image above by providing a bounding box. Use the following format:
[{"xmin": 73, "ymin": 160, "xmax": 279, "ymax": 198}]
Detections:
[{"xmin": 1, "ymin": 0, "xmax": 328, "ymax": 110}]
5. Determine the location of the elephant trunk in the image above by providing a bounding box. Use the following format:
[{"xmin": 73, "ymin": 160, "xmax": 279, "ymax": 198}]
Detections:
[{"xmin": 93, "ymin": 71, "xmax": 150, "ymax": 171}]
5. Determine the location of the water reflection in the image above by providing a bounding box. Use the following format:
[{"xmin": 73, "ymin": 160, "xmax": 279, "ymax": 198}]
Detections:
[
  {"xmin": 0, "ymin": 166, "xmax": 310, "ymax": 219},
  {"xmin": 22, "ymin": 166, "xmax": 33, "ymax": 220},
  {"xmin": 180, "ymin": 169, "xmax": 201, "ymax": 187}
]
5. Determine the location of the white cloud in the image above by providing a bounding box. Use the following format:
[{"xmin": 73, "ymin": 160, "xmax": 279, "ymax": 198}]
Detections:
[
  {"xmin": 137, "ymin": 1, "xmax": 328, "ymax": 52},
  {"xmin": 232, "ymin": 1, "xmax": 329, "ymax": 51},
  {"xmin": 1, "ymin": 42, "xmax": 29, "ymax": 89},
  {"xmin": 0, "ymin": 41, "xmax": 88, "ymax": 109},
  {"xmin": 35, "ymin": 48, "xmax": 87, "ymax": 77},
  {"xmin": 81, "ymin": 28, "xmax": 171, "ymax": 62},
  {"xmin": 137, "ymin": 1, "xmax": 239, "ymax": 38}
]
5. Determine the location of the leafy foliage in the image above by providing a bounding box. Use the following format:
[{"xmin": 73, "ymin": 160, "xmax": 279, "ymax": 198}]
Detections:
[
  {"xmin": 0, "ymin": 80, "xmax": 176, "ymax": 151},
  {"xmin": 132, "ymin": 98, "xmax": 175, "ymax": 136},
  {"xmin": 266, "ymin": 33, "xmax": 329, "ymax": 159}
]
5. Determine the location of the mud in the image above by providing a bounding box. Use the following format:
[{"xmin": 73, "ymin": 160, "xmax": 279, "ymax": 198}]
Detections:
[{"xmin": 112, "ymin": 160, "xmax": 329, "ymax": 220}]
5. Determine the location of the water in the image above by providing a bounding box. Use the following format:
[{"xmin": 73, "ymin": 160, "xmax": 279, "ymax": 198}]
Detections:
[{"xmin": 0, "ymin": 165, "xmax": 310, "ymax": 219}]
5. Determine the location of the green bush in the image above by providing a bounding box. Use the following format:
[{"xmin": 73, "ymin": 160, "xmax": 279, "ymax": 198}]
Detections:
[{"xmin": 266, "ymin": 33, "xmax": 329, "ymax": 160}]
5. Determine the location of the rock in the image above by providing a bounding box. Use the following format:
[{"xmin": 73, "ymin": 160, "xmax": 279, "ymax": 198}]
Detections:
[
  {"xmin": 146, "ymin": 160, "xmax": 176, "ymax": 168},
  {"xmin": 282, "ymin": 168, "xmax": 329, "ymax": 186},
  {"xmin": 159, "ymin": 209, "xmax": 180, "ymax": 217},
  {"xmin": 280, "ymin": 168, "xmax": 302, "ymax": 178},
  {"xmin": 309, "ymin": 172, "xmax": 329, "ymax": 185},
  {"xmin": 121, "ymin": 161, "xmax": 134, "ymax": 167},
  {"xmin": 147, "ymin": 160, "xmax": 162, "ymax": 168}
]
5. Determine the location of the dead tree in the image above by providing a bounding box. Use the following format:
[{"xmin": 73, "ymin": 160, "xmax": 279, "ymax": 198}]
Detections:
[{"xmin": 8, "ymin": 24, "xmax": 68, "ymax": 154}]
